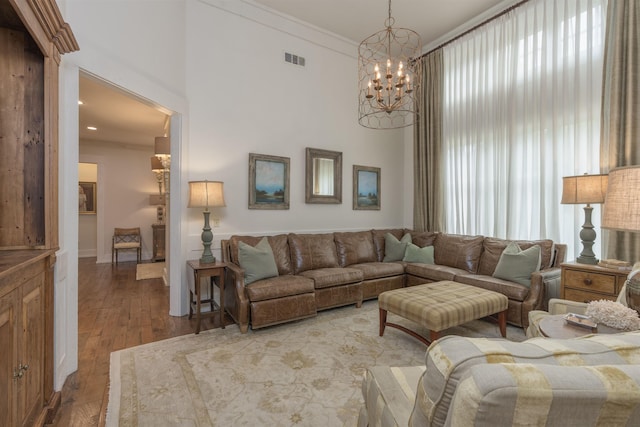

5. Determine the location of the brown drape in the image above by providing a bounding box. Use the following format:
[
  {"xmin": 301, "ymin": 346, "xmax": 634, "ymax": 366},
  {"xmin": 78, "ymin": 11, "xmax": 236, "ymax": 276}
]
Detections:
[
  {"xmin": 600, "ymin": 0, "xmax": 640, "ymax": 262},
  {"xmin": 413, "ymin": 49, "xmax": 444, "ymax": 232}
]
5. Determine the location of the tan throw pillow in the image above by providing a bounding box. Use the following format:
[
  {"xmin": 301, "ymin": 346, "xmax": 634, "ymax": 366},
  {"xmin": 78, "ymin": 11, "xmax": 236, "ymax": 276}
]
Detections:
[
  {"xmin": 493, "ymin": 242, "xmax": 541, "ymax": 287},
  {"xmin": 238, "ymin": 237, "xmax": 279, "ymax": 285}
]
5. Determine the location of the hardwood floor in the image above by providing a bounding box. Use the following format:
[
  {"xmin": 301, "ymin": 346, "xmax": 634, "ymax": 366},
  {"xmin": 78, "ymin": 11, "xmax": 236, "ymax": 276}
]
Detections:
[{"xmin": 49, "ymin": 258, "xmax": 213, "ymax": 426}]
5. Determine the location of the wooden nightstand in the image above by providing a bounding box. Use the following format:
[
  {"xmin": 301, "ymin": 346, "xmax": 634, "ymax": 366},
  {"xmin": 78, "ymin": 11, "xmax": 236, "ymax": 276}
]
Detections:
[
  {"xmin": 561, "ymin": 261, "xmax": 629, "ymax": 303},
  {"xmin": 152, "ymin": 224, "xmax": 165, "ymax": 262}
]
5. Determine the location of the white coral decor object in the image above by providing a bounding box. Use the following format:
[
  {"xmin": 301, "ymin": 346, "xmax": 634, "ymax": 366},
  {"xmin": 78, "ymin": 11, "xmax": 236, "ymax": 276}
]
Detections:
[{"xmin": 585, "ymin": 300, "xmax": 640, "ymax": 331}]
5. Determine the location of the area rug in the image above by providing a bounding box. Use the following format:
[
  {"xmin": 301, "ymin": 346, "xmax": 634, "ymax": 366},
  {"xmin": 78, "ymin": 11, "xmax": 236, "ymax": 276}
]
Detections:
[
  {"xmin": 135, "ymin": 262, "xmax": 165, "ymax": 280},
  {"xmin": 106, "ymin": 300, "xmax": 526, "ymax": 426}
]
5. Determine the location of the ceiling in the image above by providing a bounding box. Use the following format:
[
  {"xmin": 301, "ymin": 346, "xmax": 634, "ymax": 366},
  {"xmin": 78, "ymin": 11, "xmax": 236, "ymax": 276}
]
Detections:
[
  {"xmin": 79, "ymin": 76, "xmax": 168, "ymax": 148},
  {"xmin": 79, "ymin": 0, "xmax": 509, "ymax": 148},
  {"xmin": 250, "ymin": 0, "xmax": 508, "ymax": 45}
]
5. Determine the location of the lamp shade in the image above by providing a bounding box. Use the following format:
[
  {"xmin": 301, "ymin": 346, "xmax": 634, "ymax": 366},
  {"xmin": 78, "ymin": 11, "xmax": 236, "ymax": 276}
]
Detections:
[
  {"xmin": 155, "ymin": 136, "xmax": 170, "ymax": 156},
  {"xmin": 561, "ymin": 174, "xmax": 608, "ymax": 204},
  {"xmin": 602, "ymin": 165, "xmax": 640, "ymax": 232},
  {"xmin": 150, "ymin": 156, "xmax": 163, "ymax": 172},
  {"xmin": 188, "ymin": 181, "xmax": 226, "ymax": 208}
]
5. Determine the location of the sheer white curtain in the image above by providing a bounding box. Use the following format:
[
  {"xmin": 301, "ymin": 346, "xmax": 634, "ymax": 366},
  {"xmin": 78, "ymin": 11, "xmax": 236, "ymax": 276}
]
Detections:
[{"xmin": 441, "ymin": 0, "xmax": 607, "ymax": 260}]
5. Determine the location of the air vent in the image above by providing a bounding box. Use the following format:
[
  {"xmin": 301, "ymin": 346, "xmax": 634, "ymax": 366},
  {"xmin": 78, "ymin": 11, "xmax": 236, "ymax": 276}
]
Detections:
[{"xmin": 284, "ymin": 52, "xmax": 305, "ymax": 67}]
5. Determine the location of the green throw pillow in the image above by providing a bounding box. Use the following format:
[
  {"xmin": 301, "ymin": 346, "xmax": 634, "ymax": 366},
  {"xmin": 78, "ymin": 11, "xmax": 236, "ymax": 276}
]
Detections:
[
  {"xmin": 403, "ymin": 243, "xmax": 435, "ymax": 264},
  {"xmin": 383, "ymin": 233, "xmax": 412, "ymax": 262},
  {"xmin": 493, "ymin": 242, "xmax": 541, "ymax": 287},
  {"xmin": 238, "ymin": 237, "xmax": 279, "ymax": 285}
]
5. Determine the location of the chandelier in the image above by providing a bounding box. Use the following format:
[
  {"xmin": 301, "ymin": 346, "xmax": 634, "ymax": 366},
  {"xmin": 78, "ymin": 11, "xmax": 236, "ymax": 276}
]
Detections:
[{"xmin": 358, "ymin": 0, "xmax": 422, "ymax": 129}]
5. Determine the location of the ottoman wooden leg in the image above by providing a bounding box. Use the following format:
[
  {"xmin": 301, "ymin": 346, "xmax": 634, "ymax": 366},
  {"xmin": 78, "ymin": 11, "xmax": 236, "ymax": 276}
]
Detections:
[
  {"xmin": 498, "ymin": 309, "xmax": 507, "ymax": 338},
  {"xmin": 379, "ymin": 308, "xmax": 387, "ymax": 336}
]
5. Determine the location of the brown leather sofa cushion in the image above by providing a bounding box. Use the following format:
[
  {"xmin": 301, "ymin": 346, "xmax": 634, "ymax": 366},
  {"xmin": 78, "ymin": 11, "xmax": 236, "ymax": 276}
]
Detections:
[
  {"xmin": 288, "ymin": 233, "xmax": 339, "ymax": 274},
  {"xmin": 299, "ymin": 267, "xmax": 363, "ymax": 289},
  {"xmin": 229, "ymin": 234, "xmax": 292, "ymax": 275},
  {"xmin": 334, "ymin": 231, "xmax": 377, "ymax": 267},
  {"xmin": 434, "ymin": 233, "xmax": 484, "ymax": 273},
  {"xmin": 404, "ymin": 229, "xmax": 438, "ymax": 248},
  {"xmin": 371, "ymin": 228, "xmax": 405, "ymax": 262},
  {"xmin": 478, "ymin": 237, "xmax": 554, "ymax": 276},
  {"xmin": 244, "ymin": 275, "xmax": 315, "ymax": 302}
]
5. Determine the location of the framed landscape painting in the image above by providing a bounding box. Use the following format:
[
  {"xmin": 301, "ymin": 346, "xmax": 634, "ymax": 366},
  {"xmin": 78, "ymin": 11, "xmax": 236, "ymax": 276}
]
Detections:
[
  {"xmin": 353, "ymin": 165, "xmax": 380, "ymax": 210},
  {"xmin": 249, "ymin": 153, "xmax": 290, "ymax": 210}
]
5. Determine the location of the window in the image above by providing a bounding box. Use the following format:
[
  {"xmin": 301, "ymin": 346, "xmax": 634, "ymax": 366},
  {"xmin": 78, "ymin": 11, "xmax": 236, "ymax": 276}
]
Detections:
[{"xmin": 441, "ymin": 0, "xmax": 607, "ymax": 259}]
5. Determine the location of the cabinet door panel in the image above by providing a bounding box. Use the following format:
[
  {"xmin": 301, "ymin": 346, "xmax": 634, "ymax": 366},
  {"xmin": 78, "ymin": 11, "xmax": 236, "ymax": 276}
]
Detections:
[
  {"xmin": 0, "ymin": 292, "xmax": 17, "ymax": 427},
  {"xmin": 18, "ymin": 275, "xmax": 44, "ymax": 426}
]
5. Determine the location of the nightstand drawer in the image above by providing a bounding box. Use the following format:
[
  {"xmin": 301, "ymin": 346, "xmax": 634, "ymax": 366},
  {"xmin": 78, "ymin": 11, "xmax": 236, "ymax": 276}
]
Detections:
[
  {"xmin": 564, "ymin": 288, "xmax": 617, "ymax": 304},
  {"xmin": 563, "ymin": 270, "xmax": 616, "ymax": 294}
]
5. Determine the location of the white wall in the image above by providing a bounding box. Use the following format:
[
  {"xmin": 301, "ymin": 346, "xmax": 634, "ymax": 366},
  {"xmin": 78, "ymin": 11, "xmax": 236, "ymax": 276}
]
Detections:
[
  {"xmin": 80, "ymin": 141, "xmax": 160, "ymax": 262},
  {"xmin": 184, "ymin": 0, "xmax": 407, "ymax": 256},
  {"xmin": 56, "ymin": 0, "xmax": 408, "ymax": 390}
]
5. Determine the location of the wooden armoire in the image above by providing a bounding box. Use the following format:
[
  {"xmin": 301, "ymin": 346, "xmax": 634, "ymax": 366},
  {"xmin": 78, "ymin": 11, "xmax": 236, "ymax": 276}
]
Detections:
[{"xmin": 0, "ymin": 0, "xmax": 78, "ymax": 426}]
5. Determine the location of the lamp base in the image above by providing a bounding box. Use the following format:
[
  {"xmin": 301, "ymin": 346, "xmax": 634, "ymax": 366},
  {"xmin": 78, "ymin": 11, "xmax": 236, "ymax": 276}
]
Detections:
[
  {"xmin": 576, "ymin": 254, "xmax": 598, "ymax": 265},
  {"xmin": 200, "ymin": 254, "xmax": 216, "ymax": 264},
  {"xmin": 200, "ymin": 210, "xmax": 216, "ymax": 264},
  {"xmin": 576, "ymin": 205, "xmax": 598, "ymax": 265}
]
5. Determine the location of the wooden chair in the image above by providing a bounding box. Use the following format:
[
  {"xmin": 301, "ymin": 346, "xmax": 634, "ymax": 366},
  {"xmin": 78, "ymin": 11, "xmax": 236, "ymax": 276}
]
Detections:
[{"xmin": 112, "ymin": 227, "xmax": 142, "ymax": 264}]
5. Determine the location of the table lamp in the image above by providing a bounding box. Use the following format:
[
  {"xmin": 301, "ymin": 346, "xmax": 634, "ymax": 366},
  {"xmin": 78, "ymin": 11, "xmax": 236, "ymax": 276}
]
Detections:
[
  {"xmin": 601, "ymin": 165, "xmax": 640, "ymax": 314},
  {"xmin": 188, "ymin": 180, "xmax": 226, "ymax": 264},
  {"xmin": 150, "ymin": 156, "xmax": 164, "ymax": 194},
  {"xmin": 561, "ymin": 173, "xmax": 608, "ymax": 264}
]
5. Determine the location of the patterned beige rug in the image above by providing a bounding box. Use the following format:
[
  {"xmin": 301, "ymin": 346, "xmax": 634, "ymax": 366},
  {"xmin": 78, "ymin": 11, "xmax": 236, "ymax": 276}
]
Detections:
[
  {"xmin": 135, "ymin": 262, "xmax": 165, "ymax": 280},
  {"xmin": 106, "ymin": 300, "xmax": 526, "ymax": 426}
]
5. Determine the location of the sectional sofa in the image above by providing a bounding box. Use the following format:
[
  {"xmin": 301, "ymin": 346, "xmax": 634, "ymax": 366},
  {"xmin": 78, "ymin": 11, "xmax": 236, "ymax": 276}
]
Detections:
[{"xmin": 221, "ymin": 229, "xmax": 566, "ymax": 333}]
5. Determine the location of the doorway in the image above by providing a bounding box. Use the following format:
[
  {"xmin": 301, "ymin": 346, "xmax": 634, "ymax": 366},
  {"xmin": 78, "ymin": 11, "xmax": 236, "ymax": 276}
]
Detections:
[{"xmin": 78, "ymin": 73, "xmax": 171, "ymax": 264}]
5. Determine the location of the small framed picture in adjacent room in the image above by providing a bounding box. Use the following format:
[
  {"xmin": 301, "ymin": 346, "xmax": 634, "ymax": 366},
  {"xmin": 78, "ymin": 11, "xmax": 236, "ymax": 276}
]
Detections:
[
  {"xmin": 353, "ymin": 165, "xmax": 380, "ymax": 210},
  {"xmin": 79, "ymin": 181, "xmax": 96, "ymax": 214}
]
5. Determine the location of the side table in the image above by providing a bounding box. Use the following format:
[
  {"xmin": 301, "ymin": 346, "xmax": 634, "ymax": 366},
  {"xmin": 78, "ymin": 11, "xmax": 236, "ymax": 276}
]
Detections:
[
  {"xmin": 539, "ymin": 314, "xmax": 620, "ymax": 339},
  {"xmin": 561, "ymin": 261, "xmax": 628, "ymax": 303},
  {"xmin": 152, "ymin": 223, "xmax": 165, "ymax": 262},
  {"xmin": 187, "ymin": 260, "xmax": 227, "ymax": 334}
]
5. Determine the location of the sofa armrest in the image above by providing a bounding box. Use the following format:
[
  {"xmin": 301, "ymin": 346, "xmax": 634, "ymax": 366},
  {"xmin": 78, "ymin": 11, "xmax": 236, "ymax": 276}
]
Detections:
[
  {"xmin": 223, "ymin": 262, "xmax": 250, "ymax": 333},
  {"xmin": 527, "ymin": 266, "xmax": 561, "ymax": 308},
  {"xmin": 548, "ymin": 298, "xmax": 588, "ymax": 315},
  {"xmin": 539, "ymin": 266, "xmax": 563, "ymax": 304},
  {"xmin": 448, "ymin": 363, "xmax": 640, "ymax": 426},
  {"xmin": 520, "ymin": 267, "xmax": 560, "ymax": 327},
  {"xmin": 526, "ymin": 298, "xmax": 589, "ymax": 337}
]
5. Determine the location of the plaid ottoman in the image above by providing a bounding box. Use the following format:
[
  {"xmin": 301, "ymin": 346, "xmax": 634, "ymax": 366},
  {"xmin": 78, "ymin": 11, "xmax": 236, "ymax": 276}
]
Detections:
[{"xmin": 378, "ymin": 281, "xmax": 508, "ymax": 345}]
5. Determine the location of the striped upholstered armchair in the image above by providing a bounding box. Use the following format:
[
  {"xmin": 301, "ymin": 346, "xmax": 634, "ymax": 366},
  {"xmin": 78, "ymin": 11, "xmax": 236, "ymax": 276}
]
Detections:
[{"xmin": 359, "ymin": 332, "xmax": 640, "ymax": 427}]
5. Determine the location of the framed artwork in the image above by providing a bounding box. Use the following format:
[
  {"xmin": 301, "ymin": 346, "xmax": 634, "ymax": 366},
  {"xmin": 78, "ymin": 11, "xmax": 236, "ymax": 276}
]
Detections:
[
  {"xmin": 249, "ymin": 153, "xmax": 290, "ymax": 210},
  {"xmin": 353, "ymin": 165, "xmax": 380, "ymax": 210},
  {"xmin": 79, "ymin": 181, "xmax": 96, "ymax": 214}
]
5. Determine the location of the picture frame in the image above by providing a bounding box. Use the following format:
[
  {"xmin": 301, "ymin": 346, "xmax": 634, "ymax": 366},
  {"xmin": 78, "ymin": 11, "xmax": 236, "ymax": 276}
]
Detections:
[
  {"xmin": 249, "ymin": 153, "xmax": 290, "ymax": 210},
  {"xmin": 305, "ymin": 147, "xmax": 342, "ymax": 204},
  {"xmin": 79, "ymin": 181, "xmax": 97, "ymax": 214},
  {"xmin": 353, "ymin": 165, "xmax": 380, "ymax": 210}
]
